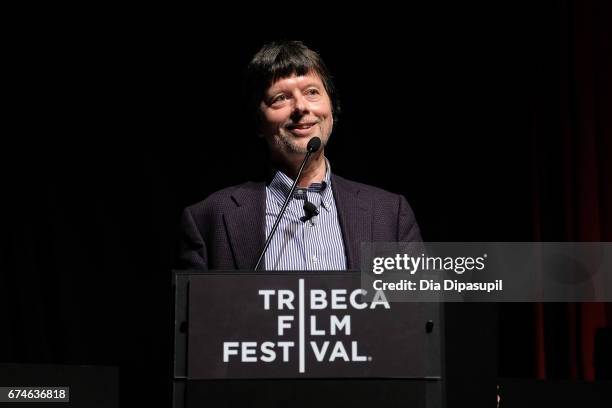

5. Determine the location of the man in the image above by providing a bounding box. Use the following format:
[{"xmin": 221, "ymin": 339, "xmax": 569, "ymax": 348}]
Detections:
[{"xmin": 179, "ymin": 40, "xmax": 421, "ymax": 271}]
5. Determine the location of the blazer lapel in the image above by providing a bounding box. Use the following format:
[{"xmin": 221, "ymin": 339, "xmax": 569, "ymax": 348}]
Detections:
[
  {"xmin": 223, "ymin": 182, "xmax": 266, "ymax": 269},
  {"xmin": 331, "ymin": 175, "xmax": 372, "ymax": 269}
]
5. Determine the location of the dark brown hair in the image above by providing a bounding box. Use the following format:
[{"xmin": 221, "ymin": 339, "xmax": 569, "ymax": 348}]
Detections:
[{"xmin": 245, "ymin": 40, "xmax": 340, "ymax": 126}]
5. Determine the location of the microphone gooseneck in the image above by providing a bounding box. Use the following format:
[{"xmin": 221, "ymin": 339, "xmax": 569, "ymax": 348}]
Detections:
[{"xmin": 253, "ymin": 137, "xmax": 322, "ymax": 270}]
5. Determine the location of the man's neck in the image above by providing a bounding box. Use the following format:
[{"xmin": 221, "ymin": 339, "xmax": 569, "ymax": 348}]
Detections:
[{"xmin": 276, "ymin": 151, "xmax": 327, "ymax": 187}]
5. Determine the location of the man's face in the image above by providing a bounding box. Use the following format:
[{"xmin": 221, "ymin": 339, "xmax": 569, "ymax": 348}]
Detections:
[{"xmin": 258, "ymin": 72, "xmax": 333, "ymax": 158}]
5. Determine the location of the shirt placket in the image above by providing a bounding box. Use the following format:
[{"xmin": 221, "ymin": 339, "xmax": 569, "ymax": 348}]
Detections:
[{"xmin": 304, "ymin": 190, "xmax": 321, "ymax": 269}]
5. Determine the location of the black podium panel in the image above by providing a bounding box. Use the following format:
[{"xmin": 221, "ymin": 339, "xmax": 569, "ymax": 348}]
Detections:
[
  {"xmin": 183, "ymin": 379, "xmax": 440, "ymax": 408},
  {"xmin": 173, "ymin": 270, "xmax": 499, "ymax": 407},
  {"xmin": 184, "ymin": 272, "xmax": 441, "ymax": 379}
]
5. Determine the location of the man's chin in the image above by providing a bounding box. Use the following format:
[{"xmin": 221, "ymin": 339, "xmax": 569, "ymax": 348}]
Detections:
[
  {"xmin": 279, "ymin": 134, "xmax": 326, "ymax": 154},
  {"xmin": 286, "ymin": 145, "xmax": 309, "ymax": 155},
  {"xmin": 279, "ymin": 137, "xmax": 308, "ymax": 154}
]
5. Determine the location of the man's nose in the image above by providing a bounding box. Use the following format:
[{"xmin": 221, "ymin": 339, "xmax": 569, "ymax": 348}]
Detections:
[{"xmin": 292, "ymin": 93, "xmax": 309, "ymax": 115}]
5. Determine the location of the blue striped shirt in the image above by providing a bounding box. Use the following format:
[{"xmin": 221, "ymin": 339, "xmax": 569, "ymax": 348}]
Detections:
[{"xmin": 264, "ymin": 161, "xmax": 347, "ymax": 270}]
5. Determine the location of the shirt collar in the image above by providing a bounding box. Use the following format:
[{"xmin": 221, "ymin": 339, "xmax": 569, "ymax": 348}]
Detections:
[{"xmin": 267, "ymin": 158, "xmax": 334, "ymax": 211}]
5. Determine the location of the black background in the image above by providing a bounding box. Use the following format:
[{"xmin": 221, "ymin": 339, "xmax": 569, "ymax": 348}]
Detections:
[{"xmin": 2, "ymin": 2, "xmax": 610, "ymax": 406}]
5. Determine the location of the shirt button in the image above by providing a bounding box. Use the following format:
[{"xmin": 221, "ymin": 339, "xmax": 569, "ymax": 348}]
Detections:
[{"xmin": 312, "ymin": 256, "xmax": 318, "ymax": 263}]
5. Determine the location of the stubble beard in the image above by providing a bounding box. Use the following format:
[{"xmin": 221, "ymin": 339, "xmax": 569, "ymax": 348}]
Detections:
[{"xmin": 276, "ymin": 130, "xmax": 329, "ymax": 155}]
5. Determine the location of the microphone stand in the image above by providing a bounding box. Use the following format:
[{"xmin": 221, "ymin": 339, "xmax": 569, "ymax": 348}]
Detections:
[{"xmin": 253, "ymin": 137, "xmax": 321, "ymax": 270}]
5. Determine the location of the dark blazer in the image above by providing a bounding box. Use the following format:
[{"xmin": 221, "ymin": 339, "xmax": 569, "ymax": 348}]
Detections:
[{"xmin": 178, "ymin": 174, "xmax": 422, "ymax": 270}]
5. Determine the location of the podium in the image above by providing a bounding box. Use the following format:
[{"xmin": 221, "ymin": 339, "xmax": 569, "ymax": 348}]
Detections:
[{"xmin": 173, "ymin": 270, "xmax": 447, "ymax": 407}]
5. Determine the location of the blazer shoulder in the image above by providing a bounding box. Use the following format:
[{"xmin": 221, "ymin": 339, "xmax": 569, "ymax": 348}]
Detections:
[
  {"xmin": 332, "ymin": 174, "xmax": 403, "ymax": 202},
  {"xmin": 333, "ymin": 174, "xmax": 421, "ymax": 241}
]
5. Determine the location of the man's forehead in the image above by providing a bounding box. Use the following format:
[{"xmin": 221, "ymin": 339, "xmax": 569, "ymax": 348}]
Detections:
[{"xmin": 266, "ymin": 72, "xmax": 324, "ymax": 92}]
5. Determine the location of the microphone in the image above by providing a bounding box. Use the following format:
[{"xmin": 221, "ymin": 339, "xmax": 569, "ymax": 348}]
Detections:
[
  {"xmin": 306, "ymin": 136, "xmax": 321, "ymax": 153},
  {"xmin": 301, "ymin": 200, "xmax": 319, "ymax": 223},
  {"xmin": 253, "ymin": 137, "xmax": 322, "ymax": 270}
]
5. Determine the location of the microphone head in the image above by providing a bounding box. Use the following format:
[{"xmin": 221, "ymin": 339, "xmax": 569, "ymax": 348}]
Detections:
[
  {"xmin": 303, "ymin": 201, "xmax": 319, "ymax": 216},
  {"xmin": 307, "ymin": 137, "xmax": 322, "ymax": 153}
]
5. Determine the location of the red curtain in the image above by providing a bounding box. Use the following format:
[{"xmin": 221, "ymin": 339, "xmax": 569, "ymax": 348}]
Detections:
[{"xmin": 532, "ymin": 0, "xmax": 612, "ymax": 381}]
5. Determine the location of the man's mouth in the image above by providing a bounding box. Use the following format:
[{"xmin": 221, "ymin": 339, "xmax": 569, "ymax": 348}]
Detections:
[{"xmin": 286, "ymin": 122, "xmax": 317, "ymax": 131}]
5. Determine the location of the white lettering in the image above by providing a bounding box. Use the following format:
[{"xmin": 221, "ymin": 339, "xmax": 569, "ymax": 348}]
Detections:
[
  {"xmin": 310, "ymin": 315, "xmax": 325, "ymax": 335},
  {"xmin": 349, "ymin": 289, "xmax": 368, "ymax": 309},
  {"xmin": 330, "ymin": 315, "xmax": 351, "ymax": 335},
  {"xmin": 351, "ymin": 341, "xmax": 367, "ymax": 362},
  {"xmin": 310, "ymin": 341, "xmax": 330, "ymax": 361},
  {"xmin": 310, "ymin": 289, "xmax": 327, "ymax": 309},
  {"xmin": 278, "ymin": 315, "xmax": 294, "ymax": 335},
  {"xmin": 372, "ymin": 257, "xmax": 385, "ymax": 274},
  {"xmin": 277, "ymin": 342, "xmax": 294, "ymax": 362},
  {"xmin": 331, "ymin": 289, "xmax": 347, "ymax": 309},
  {"xmin": 223, "ymin": 342, "xmax": 239, "ymax": 362},
  {"xmin": 329, "ymin": 341, "xmax": 350, "ymax": 361},
  {"xmin": 260, "ymin": 341, "xmax": 275, "ymax": 362},
  {"xmin": 241, "ymin": 342, "xmax": 257, "ymax": 362},
  {"xmin": 371, "ymin": 290, "xmax": 391, "ymax": 309},
  {"xmin": 278, "ymin": 290, "xmax": 295, "ymax": 310},
  {"xmin": 258, "ymin": 290, "xmax": 275, "ymax": 310}
]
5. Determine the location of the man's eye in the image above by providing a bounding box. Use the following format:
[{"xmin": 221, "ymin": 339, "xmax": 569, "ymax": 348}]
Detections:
[
  {"xmin": 305, "ymin": 88, "xmax": 320, "ymax": 95},
  {"xmin": 272, "ymin": 94, "xmax": 287, "ymax": 104}
]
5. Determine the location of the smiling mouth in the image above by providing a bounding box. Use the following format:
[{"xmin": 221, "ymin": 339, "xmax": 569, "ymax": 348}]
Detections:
[{"xmin": 286, "ymin": 122, "xmax": 317, "ymax": 130}]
